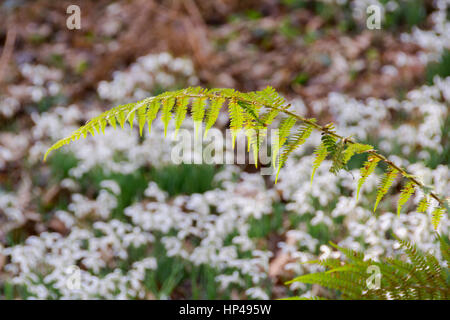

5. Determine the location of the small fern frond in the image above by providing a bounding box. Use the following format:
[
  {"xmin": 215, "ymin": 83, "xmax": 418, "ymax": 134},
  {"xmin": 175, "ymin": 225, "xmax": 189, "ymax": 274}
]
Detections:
[
  {"xmin": 417, "ymin": 196, "xmax": 430, "ymax": 213},
  {"xmin": 342, "ymin": 142, "xmax": 373, "ymax": 165},
  {"xmin": 174, "ymin": 96, "xmax": 190, "ymax": 137},
  {"xmin": 204, "ymin": 97, "xmax": 225, "ymax": 137},
  {"xmin": 374, "ymin": 168, "xmax": 398, "ymax": 212},
  {"xmin": 356, "ymin": 155, "xmax": 380, "ymax": 200},
  {"xmin": 275, "ymin": 121, "xmax": 315, "ymax": 183},
  {"xmin": 137, "ymin": 102, "xmax": 147, "ymax": 136},
  {"xmin": 431, "ymin": 207, "xmax": 444, "ymax": 230},
  {"xmin": 397, "ymin": 181, "xmax": 415, "ymax": 216},
  {"xmin": 260, "ymin": 108, "xmax": 280, "ymax": 126},
  {"xmin": 228, "ymin": 98, "xmax": 244, "ymax": 146},
  {"xmin": 272, "ymin": 116, "xmax": 297, "ymax": 172},
  {"xmin": 146, "ymin": 99, "xmax": 161, "ymax": 134},
  {"xmin": 191, "ymin": 96, "xmax": 207, "ymax": 137},
  {"xmin": 310, "ymin": 140, "xmax": 328, "ymax": 184},
  {"xmin": 329, "ymin": 140, "xmax": 345, "ymax": 175},
  {"xmin": 161, "ymin": 97, "xmax": 176, "ymax": 137}
]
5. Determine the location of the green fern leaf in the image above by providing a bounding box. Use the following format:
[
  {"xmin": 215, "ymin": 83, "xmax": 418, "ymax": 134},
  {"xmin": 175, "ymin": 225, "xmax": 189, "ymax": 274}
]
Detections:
[
  {"xmin": 374, "ymin": 168, "xmax": 398, "ymax": 212},
  {"xmin": 342, "ymin": 143, "xmax": 373, "ymax": 165},
  {"xmin": 161, "ymin": 97, "xmax": 176, "ymax": 137},
  {"xmin": 431, "ymin": 207, "xmax": 444, "ymax": 230},
  {"xmin": 329, "ymin": 140, "xmax": 345, "ymax": 174},
  {"xmin": 311, "ymin": 141, "xmax": 328, "ymax": 184},
  {"xmin": 272, "ymin": 116, "xmax": 297, "ymax": 170},
  {"xmin": 276, "ymin": 122, "xmax": 315, "ymax": 183},
  {"xmin": 137, "ymin": 103, "xmax": 147, "ymax": 136},
  {"xmin": 204, "ymin": 97, "xmax": 225, "ymax": 137},
  {"xmin": 245, "ymin": 128, "xmax": 264, "ymax": 167},
  {"xmin": 146, "ymin": 99, "xmax": 161, "ymax": 134},
  {"xmin": 397, "ymin": 181, "xmax": 415, "ymax": 216},
  {"xmin": 174, "ymin": 96, "xmax": 190, "ymax": 136},
  {"xmin": 417, "ymin": 196, "xmax": 430, "ymax": 213},
  {"xmin": 260, "ymin": 109, "xmax": 280, "ymax": 126},
  {"xmin": 116, "ymin": 108, "xmax": 128, "ymax": 129},
  {"xmin": 228, "ymin": 98, "xmax": 244, "ymax": 146},
  {"xmin": 191, "ymin": 96, "xmax": 207, "ymax": 137},
  {"xmin": 356, "ymin": 155, "xmax": 380, "ymax": 200}
]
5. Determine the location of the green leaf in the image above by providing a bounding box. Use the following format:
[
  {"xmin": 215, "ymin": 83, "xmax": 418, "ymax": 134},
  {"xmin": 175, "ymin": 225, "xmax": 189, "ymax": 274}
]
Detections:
[
  {"xmin": 417, "ymin": 196, "xmax": 430, "ymax": 213},
  {"xmin": 204, "ymin": 97, "xmax": 225, "ymax": 137},
  {"xmin": 146, "ymin": 99, "xmax": 161, "ymax": 134},
  {"xmin": 342, "ymin": 143, "xmax": 373, "ymax": 165},
  {"xmin": 275, "ymin": 122, "xmax": 315, "ymax": 183},
  {"xmin": 357, "ymin": 155, "xmax": 380, "ymax": 200},
  {"xmin": 397, "ymin": 181, "xmax": 415, "ymax": 216},
  {"xmin": 374, "ymin": 168, "xmax": 398, "ymax": 212},
  {"xmin": 228, "ymin": 98, "xmax": 244, "ymax": 146},
  {"xmin": 191, "ymin": 96, "xmax": 207, "ymax": 137},
  {"xmin": 311, "ymin": 140, "xmax": 328, "ymax": 184},
  {"xmin": 161, "ymin": 97, "xmax": 176, "ymax": 137},
  {"xmin": 431, "ymin": 207, "xmax": 444, "ymax": 230},
  {"xmin": 174, "ymin": 96, "xmax": 190, "ymax": 137},
  {"xmin": 272, "ymin": 116, "xmax": 297, "ymax": 170}
]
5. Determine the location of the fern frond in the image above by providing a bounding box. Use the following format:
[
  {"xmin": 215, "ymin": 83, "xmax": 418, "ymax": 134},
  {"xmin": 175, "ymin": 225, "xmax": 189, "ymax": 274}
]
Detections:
[
  {"xmin": 161, "ymin": 97, "xmax": 176, "ymax": 137},
  {"xmin": 146, "ymin": 99, "xmax": 161, "ymax": 134},
  {"xmin": 356, "ymin": 155, "xmax": 380, "ymax": 200},
  {"xmin": 204, "ymin": 97, "xmax": 225, "ymax": 137},
  {"xmin": 374, "ymin": 168, "xmax": 398, "ymax": 212},
  {"xmin": 191, "ymin": 96, "xmax": 207, "ymax": 137},
  {"xmin": 310, "ymin": 140, "xmax": 328, "ymax": 184},
  {"xmin": 287, "ymin": 238, "xmax": 450, "ymax": 300},
  {"xmin": 255, "ymin": 86, "xmax": 286, "ymax": 108},
  {"xmin": 431, "ymin": 207, "xmax": 444, "ymax": 230},
  {"xmin": 397, "ymin": 181, "xmax": 415, "ymax": 216},
  {"xmin": 286, "ymin": 272, "xmax": 364, "ymax": 298},
  {"xmin": 260, "ymin": 108, "xmax": 280, "ymax": 126},
  {"xmin": 136, "ymin": 102, "xmax": 147, "ymax": 136},
  {"xmin": 275, "ymin": 121, "xmax": 315, "ymax": 183},
  {"xmin": 329, "ymin": 140, "xmax": 345, "ymax": 174},
  {"xmin": 228, "ymin": 97, "xmax": 244, "ymax": 146},
  {"xmin": 174, "ymin": 96, "xmax": 190, "ymax": 137},
  {"xmin": 417, "ymin": 196, "xmax": 430, "ymax": 213},
  {"xmin": 42, "ymin": 86, "xmax": 448, "ymax": 223},
  {"xmin": 272, "ymin": 116, "xmax": 297, "ymax": 170},
  {"xmin": 342, "ymin": 142, "xmax": 373, "ymax": 165}
]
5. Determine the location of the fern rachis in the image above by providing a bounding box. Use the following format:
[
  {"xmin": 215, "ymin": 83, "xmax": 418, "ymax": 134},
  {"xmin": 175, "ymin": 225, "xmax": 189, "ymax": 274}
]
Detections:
[{"xmin": 43, "ymin": 86, "xmax": 448, "ymax": 228}]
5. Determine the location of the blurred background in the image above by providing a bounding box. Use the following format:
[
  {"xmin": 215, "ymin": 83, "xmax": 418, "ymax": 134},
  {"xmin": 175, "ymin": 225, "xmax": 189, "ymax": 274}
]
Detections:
[{"xmin": 0, "ymin": 0, "xmax": 449, "ymax": 299}]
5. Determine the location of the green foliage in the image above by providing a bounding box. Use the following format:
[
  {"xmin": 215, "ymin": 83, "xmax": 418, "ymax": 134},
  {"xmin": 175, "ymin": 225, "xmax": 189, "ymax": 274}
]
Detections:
[
  {"xmin": 311, "ymin": 140, "xmax": 328, "ymax": 184},
  {"xmin": 397, "ymin": 181, "xmax": 415, "ymax": 216},
  {"xmin": 286, "ymin": 237, "xmax": 450, "ymax": 300},
  {"xmin": 431, "ymin": 207, "xmax": 444, "ymax": 231},
  {"xmin": 342, "ymin": 143, "xmax": 373, "ymax": 165},
  {"xmin": 275, "ymin": 121, "xmax": 315, "ymax": 182},
  {"xmin": 417, "ymin": 196, "xmax": 430, "ymax": 213},
  {"xmin": 357, "ymin": 155, "xmax": 380, "ymax": 200},
  {"xmin": 374, "ymin": 168, "xmax": 398, "ymax": 212},
  {"xmin": 44, "ymin": 86, "xmax": 448, "ymax": 226}
]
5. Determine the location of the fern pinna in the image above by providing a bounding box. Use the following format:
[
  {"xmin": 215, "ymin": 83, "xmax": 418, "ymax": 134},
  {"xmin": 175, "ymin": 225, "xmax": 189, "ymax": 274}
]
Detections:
[
  {"xmin": 286, "ymin": 236, "xmax": 450, "ymax": 300},
  {"xmin": 43, "ymin": 86, "xmax": 448, "ymax": 228}
]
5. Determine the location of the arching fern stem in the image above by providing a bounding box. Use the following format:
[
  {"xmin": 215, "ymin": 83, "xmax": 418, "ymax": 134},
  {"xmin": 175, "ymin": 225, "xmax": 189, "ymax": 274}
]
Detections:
[
  {"xmin": 44, "ymin": 87, "xmax": 448, "ymax": 215},
  {"xmin": 267, "ymin": 106, "xmax": 447, "ymax": 210}
]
